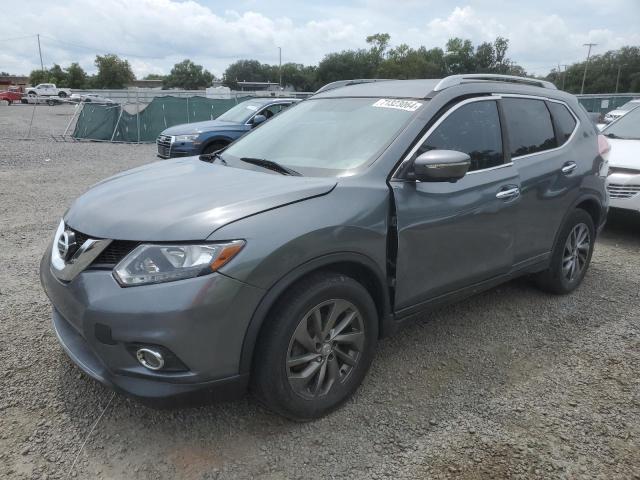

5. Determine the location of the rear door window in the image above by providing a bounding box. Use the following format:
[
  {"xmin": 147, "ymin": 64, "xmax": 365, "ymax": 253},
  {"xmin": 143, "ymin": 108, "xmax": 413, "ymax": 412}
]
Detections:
[
  {"xmin": 501, "ymin": 98, "xmax": 557, "ymax": 157},
  {"xmin": 416, "ymin": 100, "xmax": 504, "ymax": 172},
  {"xmin": 547, "ymin": 102, "xmax": 577, "ymax": 144}
]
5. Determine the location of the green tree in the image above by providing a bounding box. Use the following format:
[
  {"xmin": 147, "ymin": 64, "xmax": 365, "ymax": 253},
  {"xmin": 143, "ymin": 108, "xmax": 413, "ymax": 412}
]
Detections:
[
  {"xmin": 223, "ymin": 60, "xmax": 272, "ymax": 89},
  {"xmin": 65, "ymin": 63, "xmax": 87, "ymax": 88},
  {"xmin": 48, "ymin": 64, "xmax": 68, "ymax": 86},
  {"xmin": 547, "ymin": 46, "xmax": 640, "ymax": 93},
  {"xmin": 143, "ymin": 73, "xmax": 165, "ymax": 80},
  {"xmin": 29, "ymin": 69, "xmax": 49, "ymax": 86},
  {"xmin": 163, "ymin": 59, "xmax": 213, "ymax": 89},
  {"xmin": 93, "ymin": 54, "xmax": 135, "ymax": 88}
]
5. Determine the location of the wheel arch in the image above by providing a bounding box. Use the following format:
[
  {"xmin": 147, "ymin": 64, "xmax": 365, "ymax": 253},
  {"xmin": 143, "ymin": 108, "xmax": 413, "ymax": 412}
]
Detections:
[
  {"xmin": 239, "ymin": 252, "xmax": 394, "ymax": 375},
  {"xmin": 201, "ymin": 135, "xmax": 232, "ymax": 152}
]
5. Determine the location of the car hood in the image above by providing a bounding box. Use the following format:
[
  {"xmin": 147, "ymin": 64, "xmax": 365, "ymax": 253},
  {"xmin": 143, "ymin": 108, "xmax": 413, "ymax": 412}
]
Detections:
[
  {"xmin": 64, "ymin": 157, "xmax": 337, "ymax": 241},
  {"xmin": 161, "ymin": 119, "xmax": 241, "ymax": 135},
  {"xmin": 607, "ymin": 137, "xmax": 640, "ymax": 170},
  {"xmin": 605, "ymin": 109, "xmax": 625, "ymax": 117}
]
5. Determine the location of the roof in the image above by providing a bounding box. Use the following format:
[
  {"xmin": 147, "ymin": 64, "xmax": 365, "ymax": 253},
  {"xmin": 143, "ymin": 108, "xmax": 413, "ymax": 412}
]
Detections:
[
  {"xmin": 313, "ymin": 75, "xmax": 558, "ymax": 100},
  {"xmin": 239, "ymin": 97, "xmax": 300, "ymax": 105},
  {"xmin": 314, "ymin": 79, "xmax": 441, "ymax": 99}
]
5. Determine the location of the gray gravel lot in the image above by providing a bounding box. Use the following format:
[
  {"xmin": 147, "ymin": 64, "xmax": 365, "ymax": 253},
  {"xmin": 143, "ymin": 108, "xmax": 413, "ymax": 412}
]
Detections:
[{"xmin": 1, "ymin": 105, "xmax": 639, "ymax": 479}]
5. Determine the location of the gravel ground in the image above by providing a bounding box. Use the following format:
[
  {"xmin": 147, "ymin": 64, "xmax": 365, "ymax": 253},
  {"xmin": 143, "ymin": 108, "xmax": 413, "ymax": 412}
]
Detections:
[{"xmin": 1, "ymin": 105, "xmax": 639, "ymax": 480}]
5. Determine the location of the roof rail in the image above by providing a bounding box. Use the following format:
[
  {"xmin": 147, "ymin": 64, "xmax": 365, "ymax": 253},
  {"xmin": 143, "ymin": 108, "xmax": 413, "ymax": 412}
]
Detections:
[
  {"xmin": 315, "ymin": 78, "xmax": 392, "ymax": 94},
  {"xmin": 433, "ymin": 74, "xmax": 557, "ymax": 92}
]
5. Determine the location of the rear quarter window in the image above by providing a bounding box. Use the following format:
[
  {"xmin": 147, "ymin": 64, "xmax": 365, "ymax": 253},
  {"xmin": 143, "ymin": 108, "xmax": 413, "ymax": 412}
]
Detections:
[
  {"xmin": 501, "ymin": 98, "xmax": 557, "ymax": 157},
  {"xmin": 547, "ymin": 102, "xmax": 577, "ymax": 144}
]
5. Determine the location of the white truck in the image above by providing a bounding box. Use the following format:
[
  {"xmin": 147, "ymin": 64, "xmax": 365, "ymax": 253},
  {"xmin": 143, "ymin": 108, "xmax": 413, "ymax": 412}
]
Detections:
[{"xmin": 25, "ymin": 83, "xmax": 72, "ymax": 98}]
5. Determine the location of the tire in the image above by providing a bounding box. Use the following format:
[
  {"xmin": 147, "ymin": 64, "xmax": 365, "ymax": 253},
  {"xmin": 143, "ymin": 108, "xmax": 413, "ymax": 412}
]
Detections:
[
  {"xmin": 46, "ymin": 99, "xmax": 55, "ymax": 106},
  {"xmin": 27, "ymin": 91, "xmax": 36, "ymax": 96},
  {"xmin": 252, "ymin": 272, "xmax": 378, "ymax": 420},
  {"xmin": 58, "ymin": 91, "xmax": 67, "ymax": 98},
  {"xmin": 534, "ymin": 208, "xmax": 595, "ymax": 294},
  {"xmin": 202, "ymin": 141, "xmax": 227, "ymax": 155}
]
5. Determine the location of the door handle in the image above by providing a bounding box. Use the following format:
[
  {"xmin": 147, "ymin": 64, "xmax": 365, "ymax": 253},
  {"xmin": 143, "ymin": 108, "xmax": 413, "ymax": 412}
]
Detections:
[
  {"xmin": 561, "ymin": 162, "xmax": 577, "ymax": 175},
  {"xmin": 496, "ymin": 186, "xmax": 520, "ymax": 200}
]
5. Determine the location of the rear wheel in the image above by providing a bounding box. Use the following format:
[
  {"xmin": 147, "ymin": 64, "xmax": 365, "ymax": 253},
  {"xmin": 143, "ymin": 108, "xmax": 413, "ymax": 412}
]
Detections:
[
  {"xmin": 46, "ymin": 99, "xmax": 55, "ymax": 106},
  {"xmin": 252, "ymin": 272, "xmax": 378, "ymax": 420},
  {"xmin": 58, "ymin": 91, "xmax": 67, "ymax": 98},
  {"xmin": 534, "ymin": 209, "xmax": 595, "ymax": 294}
]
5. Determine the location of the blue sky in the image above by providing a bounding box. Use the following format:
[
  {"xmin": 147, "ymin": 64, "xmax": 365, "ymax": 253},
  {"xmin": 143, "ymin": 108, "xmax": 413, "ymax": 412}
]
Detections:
[{"xmin": 1, "ymin": 0, "xmax": 638, "ymax": 78}]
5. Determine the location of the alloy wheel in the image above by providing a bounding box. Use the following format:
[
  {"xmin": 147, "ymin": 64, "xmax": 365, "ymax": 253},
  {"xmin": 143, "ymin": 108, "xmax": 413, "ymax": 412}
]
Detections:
[
  {"xmin": 562, "ymin": 222, "xmax": 590, "ymax": 282},
  {"xmin": 286, "ymin": 299, "xmax": 365, "ymax": 399}
]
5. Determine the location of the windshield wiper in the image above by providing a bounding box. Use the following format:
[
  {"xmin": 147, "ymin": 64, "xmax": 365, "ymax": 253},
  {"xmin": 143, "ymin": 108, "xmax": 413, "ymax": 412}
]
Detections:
[
  {"xmin": 239, "ymin": 157, "xmax": 302, "ymax": 176},
  {"xmin": 199, "ymin": 151, "xmax": 227, "ymax": 165}
]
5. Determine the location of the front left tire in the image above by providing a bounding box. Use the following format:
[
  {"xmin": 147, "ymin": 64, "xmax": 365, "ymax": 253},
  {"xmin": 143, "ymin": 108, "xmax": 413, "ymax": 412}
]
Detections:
[{"xmin": 252, "ymin": 272, "xmax": 378, "ymax": 420}]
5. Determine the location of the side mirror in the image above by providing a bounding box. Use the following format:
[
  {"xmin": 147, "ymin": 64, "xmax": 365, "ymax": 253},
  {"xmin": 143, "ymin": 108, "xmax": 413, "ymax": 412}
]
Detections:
[
  {"xmin": 413, "ymin": 150, "xmax": 471, "ymax": 182},
  {"xmin": 252, "ymin": 114, "xmax": 267, "ymax": 126}
]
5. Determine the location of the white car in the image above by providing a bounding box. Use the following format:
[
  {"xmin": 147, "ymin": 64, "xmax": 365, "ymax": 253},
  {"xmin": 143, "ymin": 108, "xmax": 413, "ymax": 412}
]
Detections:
[
  {"xmin": 25, "ymin": 83, "xmax": 72, "ymax": 98},
  {"xmin": 70, "ymin": 93, "xmax": 115, "ymax": 104},
  {"xmin": 603, "ymin": 99, "xmax": 640, "ymax": 124},
  {"xmin": 604, "ymin": 105, "xmax": 640, "ymax": 213}
]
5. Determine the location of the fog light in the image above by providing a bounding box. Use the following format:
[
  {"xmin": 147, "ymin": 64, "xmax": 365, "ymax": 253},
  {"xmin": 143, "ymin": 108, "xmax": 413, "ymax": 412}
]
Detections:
[{"xmin": 136, "ymin": 347, "xmax": 164, "ymax": 370}]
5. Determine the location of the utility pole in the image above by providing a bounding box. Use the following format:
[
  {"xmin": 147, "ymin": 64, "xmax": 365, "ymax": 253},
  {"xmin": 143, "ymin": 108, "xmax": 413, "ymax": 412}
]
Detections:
[
  {"xmin": 37, "ymin": 33, "xmax": 44, "ymax": 71},
  {"xmin": 615, "ymin": 64, "xmax": 625, "ymax": 93},
  {"xmin": 580, "ymin": 43, "xmax": 597, "ymax": 95},
  {"xmin": 278, "ymin": 46, "xmax": 282, "ymax": 89}
]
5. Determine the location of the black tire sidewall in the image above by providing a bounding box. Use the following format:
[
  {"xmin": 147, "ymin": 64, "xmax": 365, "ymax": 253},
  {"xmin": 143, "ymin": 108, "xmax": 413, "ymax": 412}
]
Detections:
[
  {"xmin": 202, "ymin": 142, "xmax": 226, "ymax": 155},
  {"xmin": 548, "ymin": 209, "xmax": 595, "ymax": 293},
  {"xmin": 253, "ymin": 273, "xmax": 378, "ymax": 420}
]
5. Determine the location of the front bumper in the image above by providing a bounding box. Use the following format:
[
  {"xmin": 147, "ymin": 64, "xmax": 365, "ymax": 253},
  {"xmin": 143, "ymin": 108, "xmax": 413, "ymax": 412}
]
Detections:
[
  {"xmin": 607, "ymin": 172, "xmax": 640, "ymax": 213},
  {"xmin": 40, "ymin": 248, "xmax": 265, "ymax": 402}
]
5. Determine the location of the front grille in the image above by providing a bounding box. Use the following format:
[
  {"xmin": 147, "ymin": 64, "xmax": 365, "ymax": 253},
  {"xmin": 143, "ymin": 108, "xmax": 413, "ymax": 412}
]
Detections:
[
  {"xmin": 607, "ymin": 183, "xmax": 640, "ymax": 199},
  {"xmin": 156, "ymin": 135, "xmax": 173, "ymax": 158},
  {"xmin": 69, "ymin": 228, "xmax": 138, "ymax": 267}
]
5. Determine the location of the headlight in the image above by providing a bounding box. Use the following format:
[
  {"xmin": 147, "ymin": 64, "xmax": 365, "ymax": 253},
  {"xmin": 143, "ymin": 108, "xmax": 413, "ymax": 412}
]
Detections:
[
  {"xmin": 113, "ymin": 241, "xmax": 244, "ymax": 287},
  {"xmin": 175, "ymin": 134, "xmax": 199, "ymax": 142}
]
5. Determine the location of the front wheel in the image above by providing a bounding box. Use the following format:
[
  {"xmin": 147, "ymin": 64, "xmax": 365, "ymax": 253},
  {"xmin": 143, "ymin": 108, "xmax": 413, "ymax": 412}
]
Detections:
[
  {"xmin": 252, "ymin": 272, "xmax": 378, "ymax": 420},
  {"xmin": 202, "ymin": 141, "xmax": 227, "ymax": 155},
  {"xmin": 534, "ymin": 209, "xmax": 595, "ymax": 294}
]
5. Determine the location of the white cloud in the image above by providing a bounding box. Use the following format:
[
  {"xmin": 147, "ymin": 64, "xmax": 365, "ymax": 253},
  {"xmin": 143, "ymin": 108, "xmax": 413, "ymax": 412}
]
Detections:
[{"xmin": 0, "ymin": 0, "xmax": 638, "ymax": 78}]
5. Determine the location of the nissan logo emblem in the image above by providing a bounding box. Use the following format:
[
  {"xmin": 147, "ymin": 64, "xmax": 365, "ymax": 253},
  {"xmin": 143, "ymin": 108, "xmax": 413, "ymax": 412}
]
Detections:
[{"xmin": 57, "ymin": 230, "xmax": 77, "ymax": 261}]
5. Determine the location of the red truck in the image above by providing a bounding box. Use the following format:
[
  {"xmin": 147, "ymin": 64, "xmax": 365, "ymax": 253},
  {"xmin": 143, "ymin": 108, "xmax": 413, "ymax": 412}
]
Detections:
[{"xmin": 0, "ymin": 87, "xmax": 24, "ymax": 105}]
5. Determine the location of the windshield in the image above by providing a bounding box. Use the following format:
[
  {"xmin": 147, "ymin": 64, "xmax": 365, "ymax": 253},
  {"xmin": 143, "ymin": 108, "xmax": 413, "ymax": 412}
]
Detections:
[
  {"xmin": 619, "ymin": 100, "xmax": 640, "ymax": 112},
  {"xmin": 223, "ymin": 97, "xmax": 423, "ymax": 176},
  {"xmin": 217, "ymin": 100, "xmax": 266, "ymax": 123},
  {"xmin": 604, "ymin": 105, "xmax": 640, "ymax": 139}
]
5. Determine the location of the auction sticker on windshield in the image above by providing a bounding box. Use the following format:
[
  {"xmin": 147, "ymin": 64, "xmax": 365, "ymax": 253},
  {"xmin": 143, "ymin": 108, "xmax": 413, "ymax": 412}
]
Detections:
[{"xmin": 372, "ymin": 99, "xmax": 423, "ymax": 112}]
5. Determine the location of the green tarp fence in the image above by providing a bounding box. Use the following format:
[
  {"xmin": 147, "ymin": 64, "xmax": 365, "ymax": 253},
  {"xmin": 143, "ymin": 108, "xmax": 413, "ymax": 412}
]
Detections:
[
  {"xmin": 72, "ymin": 95, "xmax": 253, "ymax": 142},
  {"xmin": 576, "ymin": 94, "xmax": 640, "ymax": 116}
]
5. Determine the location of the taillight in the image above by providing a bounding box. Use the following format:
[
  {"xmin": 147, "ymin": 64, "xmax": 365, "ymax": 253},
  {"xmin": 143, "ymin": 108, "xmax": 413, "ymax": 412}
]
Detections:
[{"xmin": 597, "ymin": 134, "xmax": 610, "ymax": 177}]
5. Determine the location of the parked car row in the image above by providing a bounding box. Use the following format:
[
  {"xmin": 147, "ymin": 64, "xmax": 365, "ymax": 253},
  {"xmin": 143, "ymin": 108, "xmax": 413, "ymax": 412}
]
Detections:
[{"xmin": 603, "ymin": 103, "xmax": 640, "ymax": 214}]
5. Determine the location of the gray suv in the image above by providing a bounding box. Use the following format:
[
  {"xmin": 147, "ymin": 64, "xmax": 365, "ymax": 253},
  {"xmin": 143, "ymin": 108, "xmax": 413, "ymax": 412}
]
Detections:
[{"xmin": 41, "ymin": 75, "xmax": 609, "ymax": 420}]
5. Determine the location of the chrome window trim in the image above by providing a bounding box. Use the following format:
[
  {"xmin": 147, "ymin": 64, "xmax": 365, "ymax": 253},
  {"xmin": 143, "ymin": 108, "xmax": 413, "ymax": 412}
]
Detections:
[
  {"xmin": 496, "ymin": 94, "xmax": 581, "ymax": 161},
  {"xmin": 391, "ymin": 96, "xmax": 504, "ymax": 180}
]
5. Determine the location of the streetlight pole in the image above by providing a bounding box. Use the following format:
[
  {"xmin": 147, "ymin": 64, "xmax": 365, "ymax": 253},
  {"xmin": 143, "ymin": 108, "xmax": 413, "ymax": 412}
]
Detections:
[
  {"xmin": 580, "ymin": 43, "xmax": 597, "ymax": 95},
  {"xmin": 37, "ymin": 33, "xmax": 44, "ymax": 71},
  {"xmin": 615, "ymin": 64, "xmax": 625, "ymax": 93},
  {"xmin": 278, "ymin": 46, "xmax": 282, "ymax": 89}
]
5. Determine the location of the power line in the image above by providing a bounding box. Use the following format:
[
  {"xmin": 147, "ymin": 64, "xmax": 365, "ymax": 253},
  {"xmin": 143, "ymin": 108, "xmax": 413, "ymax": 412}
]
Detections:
[{"xmin": 0, "ymin": 34, "xmax": 37, "ymax": 42}]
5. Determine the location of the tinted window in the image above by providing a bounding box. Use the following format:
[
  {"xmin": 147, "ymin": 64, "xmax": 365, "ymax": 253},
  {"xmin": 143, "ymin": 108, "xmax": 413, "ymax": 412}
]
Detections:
[
  {"xmin": 417, "ymin": 100, "xmax": 503, "ymax": 172},
  {"xmin": 502, "ymin": 98, "xmax": 557, "ymax": 157},
  {"xmin": 548, "ymin": 102, "xmax": 577, "ymax": 144}
]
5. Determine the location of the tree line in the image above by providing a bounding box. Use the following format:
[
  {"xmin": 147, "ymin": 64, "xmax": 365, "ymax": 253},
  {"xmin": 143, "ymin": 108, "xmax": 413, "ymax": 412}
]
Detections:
[{"xmin": 27, "ymin": 34, "xmax": 639, "ymax": 93}]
